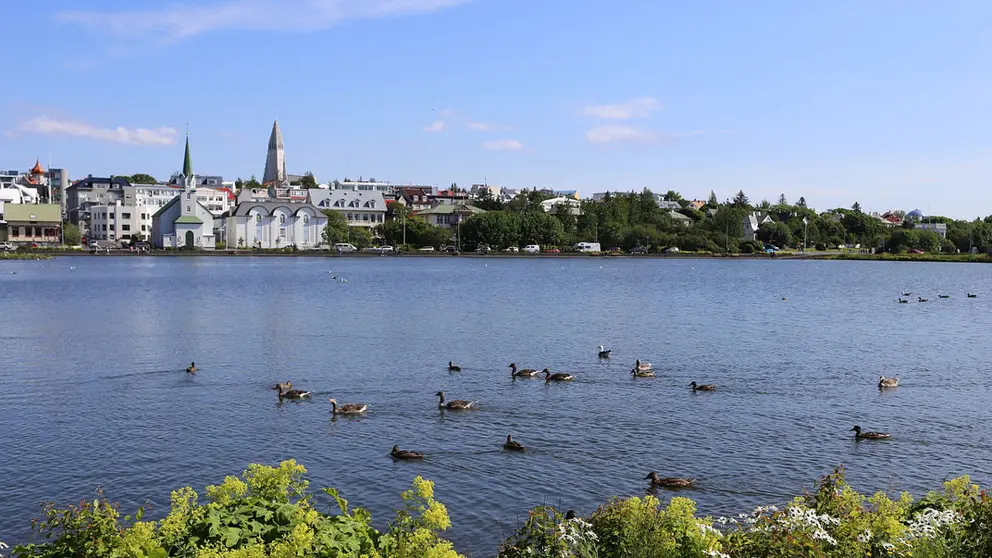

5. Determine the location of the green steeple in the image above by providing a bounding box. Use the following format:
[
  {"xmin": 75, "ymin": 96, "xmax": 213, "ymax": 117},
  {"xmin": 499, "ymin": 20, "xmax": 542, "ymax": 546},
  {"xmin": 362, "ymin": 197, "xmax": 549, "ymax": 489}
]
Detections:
[{"xmin": 182, "ymin": 133, "xmax": 192, "ymax": 178}]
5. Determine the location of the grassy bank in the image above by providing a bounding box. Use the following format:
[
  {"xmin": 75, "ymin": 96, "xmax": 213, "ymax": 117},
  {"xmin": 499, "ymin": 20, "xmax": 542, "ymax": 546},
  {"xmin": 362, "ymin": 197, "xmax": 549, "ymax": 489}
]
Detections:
[
  {"xmin": 0, "ymin": 252, "xmax": 54, "ymax": 260},
  {"xmin": 7, "ymin": 462, "xmax": 991, "ymax": 558},
  {"xmin": 823, "ymin": 253, "xmax": 992, "ymax": 263}
]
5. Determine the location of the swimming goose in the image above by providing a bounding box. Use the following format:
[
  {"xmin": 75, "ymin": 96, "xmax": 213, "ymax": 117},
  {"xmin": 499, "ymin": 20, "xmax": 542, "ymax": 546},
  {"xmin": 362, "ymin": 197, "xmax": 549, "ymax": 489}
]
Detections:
[
  {"xmin": 503, "ymin": 435, "xmax": 525, "ymax": 451},
  {"xmin": 631, "ymin": 368, "xmax": 655, "ymax": 378},
  {"xmin": 509, "ymin": 363, "xmax": 540, "ymax": 377},
  {"xmin": 448, "ymin": 361, "xmax": 462, "ymax": 372},
  {"xmin": 851, "ymin": 425, "xmax": 890, "ymax": 440},
  {"xmin": 544, "ymin": 369, "xmax": 575, "ymax": 382},
  {"xmin": 271, "ymin": 380, "xmax": 293, "ymax": 391},
  {"xmin": 689, "ymin": 381, "xmax": 716, "ymax": 392},
  {"xmin": 968, "ymin": 293, "xmax": 978, "ymax": 298},
  {"xmin": 878, "ymin": 375, "xmax": 899, "ymax": 388},
  {"xmin": 436, "ymin": 391, "xmax": 476, "ymax": 410},
  {"xmin": 328, "ymin": 398, "xmax": 369, "ymax": 415},
  {"xmin": 644, "ymin": 472, "xmax": 695, "ymax": 488},
  {"xmin": 391, "ymin": 445, "xmax": 424, "ymax": 460},
  {"xmin": 186, "ymin": 362, "xmax": 197, "ymax": 374},
  {"xmin": 278, "ymin": 386, "xmax": 312, "ymax": 399},
  {"xmin": 597, "ymin": 345, "xmax": 612, "ymax": 358},
  {"xmin": 635, "ymin": 359, "xmax": 653, "ymax": 371},
  {"xmin": 918, "ymin": 297, "xmax": 929, "ymax": 303}
]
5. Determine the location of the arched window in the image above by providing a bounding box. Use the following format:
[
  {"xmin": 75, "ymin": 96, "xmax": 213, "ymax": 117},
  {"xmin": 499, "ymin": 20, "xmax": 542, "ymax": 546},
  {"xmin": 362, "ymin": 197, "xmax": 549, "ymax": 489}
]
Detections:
[
  {"xmin": 255, "ymin": 214, "xmax": 261, "ymax": 223},
  {"xmin": 186, "ymin": 193, "xmax": 191, "ymax": 200},
  {"xmin": 349, "ymin": 200, "xmax": 359, "ymax": 208},
  {"xmin": 303, "ymin": 214, "xmax": 309, "ymax": 224},
  {"xmin": 186, "ymin": 206, "xmax": 191, "ymax": 212},
  {"xmin": 279, "ymin": 215, "xmax": 286, "ymax": 224}
]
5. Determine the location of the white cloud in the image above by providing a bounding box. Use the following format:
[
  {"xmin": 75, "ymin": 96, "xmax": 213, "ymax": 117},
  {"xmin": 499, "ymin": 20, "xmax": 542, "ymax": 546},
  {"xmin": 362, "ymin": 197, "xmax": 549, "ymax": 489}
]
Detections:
[
  {"xmin": 483, "ymin": 139, "xmax": 524, "ymax": 151},
  {"xmin": 423, "ymin": 120, "xmax": 446, "ymax": 133},
  {"xmin": 469, "ymin": 122, "xmax": 514, "ymax": 132},
  {"xmin": 14, "ymin": 116, "xmax": 178, "ymax": 146},
  {"xmin": 582, "ymin": 97, "xmax": 661, "ymax": 120},
  {"xmin": 585, "ymin": 125, "xmax": 661, "ymax": 145},
  {"xmin": 56, "ymin": 0, "xmax": 476, "ymax": 43}
]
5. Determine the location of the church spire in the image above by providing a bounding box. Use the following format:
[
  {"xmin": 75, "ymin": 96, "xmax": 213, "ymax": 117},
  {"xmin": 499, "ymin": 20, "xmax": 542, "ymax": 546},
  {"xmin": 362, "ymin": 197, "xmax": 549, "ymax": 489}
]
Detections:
[{"xmin": 182, "ymin": 131, "xmax": 193, "ymax": 178}]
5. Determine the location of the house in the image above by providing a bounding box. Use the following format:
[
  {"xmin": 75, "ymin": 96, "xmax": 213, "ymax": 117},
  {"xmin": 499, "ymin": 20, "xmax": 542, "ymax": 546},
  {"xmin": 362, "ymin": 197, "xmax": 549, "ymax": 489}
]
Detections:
[
  {"xmin": 395, "ymin": 186, "xmax": 434, "ymax": 211},
  {"xmin": 64, "ymin": 175, "xmax": 132, "ymax": 227},
  {"xmin": 669, "ymin": 211, "xmax": 692, "ymax": 226},
  {"xmin": 307, "ymin": 189, "xmax": 385, "ymax": 227},
  {"xmin": 1, "ymin": 204, "xmax": 62, "ymax": 246},
  {"xmin": 223, "ymin": 201, "xmax": 328, "ymax": 249},
  {"xmin": 150, "ymin": 136, "xmax": 218, "ymax": 249},
  {"xmin": 657, "ymin": 200, "xmax": 682, "ymax": 211},
  {"xmin": 414, "ymin": 203, "xmax": 485, "ymax": 228},
  {"xmin": 688, "ymin": 200, "xmax": 706, "ymax": 211},
  {"xmin": 433, "ymin": 189, "xmax": 470, "ymax": 205},
  {"xmin": 743, "ymin": 214, "xmax": 760, "ymax": 242},
  {"xmin": 915, "ymin": 222, "xmax": 948, "ymax": 239},
  {"xmin": 470, "ymin": 184, "xmax": 501, "ymax": 200},
  {"xmin": 540, "ymin": 196, "xmax": 582, "ymax": 215}
]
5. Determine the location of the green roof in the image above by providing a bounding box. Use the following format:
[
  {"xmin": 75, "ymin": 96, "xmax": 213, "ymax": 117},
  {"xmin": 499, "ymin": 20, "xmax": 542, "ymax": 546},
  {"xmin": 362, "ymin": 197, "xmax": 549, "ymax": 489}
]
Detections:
[
  {"xmin": 182, "ymin": 135, "xmax": 192, "ymax": 178},
  {"xmin": 3, "ymin": 204, "xmax": 61, "ymax": 223},
  {"xmin": 175, "ymin": 215, "xmax": 203, "ymax": 224},
  {"xmin": 152, "ymin": 196, "xmax": 179, "ymax": 219},
  {"xmin": 415, "ymin": 204, "xmax": 486, "ymax": 216}
]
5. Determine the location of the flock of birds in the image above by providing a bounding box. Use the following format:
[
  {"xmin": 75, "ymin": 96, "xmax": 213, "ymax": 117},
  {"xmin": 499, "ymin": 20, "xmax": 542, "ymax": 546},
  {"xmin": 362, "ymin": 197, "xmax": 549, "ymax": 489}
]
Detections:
[
  {"xmin": 897, "ymin": 292, "xmax": 978, "ymax": 303},
  {"xmin": 180, "ymin": 346, "xmax": 903, "ymax": 489}
]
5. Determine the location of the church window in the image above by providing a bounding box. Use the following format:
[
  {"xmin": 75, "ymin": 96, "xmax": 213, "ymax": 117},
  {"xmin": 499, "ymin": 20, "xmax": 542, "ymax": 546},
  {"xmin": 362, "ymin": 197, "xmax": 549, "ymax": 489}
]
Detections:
[
  {"xmin": 186, "ymin": 206, "xmax": 191, "ymax": 212},
  {"xmin": 303, "ymin": 215, "xmax": 309, "ymax": 224},
  {"xmin": 187, "ymin": 193, "xmax": 191, "ymax": 200},
  {"xmin": 255, "ymin": 214, "xmax": 261, "ymax": 223},
  {"xmin": 279, "ymin": 215, "xmax": 286, "ymax": 224}
]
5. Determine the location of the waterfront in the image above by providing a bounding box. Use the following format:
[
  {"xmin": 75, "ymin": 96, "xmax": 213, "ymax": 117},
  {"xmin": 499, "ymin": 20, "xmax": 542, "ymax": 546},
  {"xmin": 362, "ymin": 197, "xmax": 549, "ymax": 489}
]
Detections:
[{"xmin": 1, "ymin": 256, "xmax": 991, "ymax": 556}]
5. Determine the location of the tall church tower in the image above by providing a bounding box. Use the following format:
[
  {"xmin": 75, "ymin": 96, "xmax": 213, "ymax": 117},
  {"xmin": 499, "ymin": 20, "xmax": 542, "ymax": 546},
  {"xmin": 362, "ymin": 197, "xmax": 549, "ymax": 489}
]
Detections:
[
  {"xmin": 262, "ymin": 120, "xmax": 287, "ymax": 185},
  {"xmin": 180, "ymin": 133, "xmax": 197, "ymax": 219}
]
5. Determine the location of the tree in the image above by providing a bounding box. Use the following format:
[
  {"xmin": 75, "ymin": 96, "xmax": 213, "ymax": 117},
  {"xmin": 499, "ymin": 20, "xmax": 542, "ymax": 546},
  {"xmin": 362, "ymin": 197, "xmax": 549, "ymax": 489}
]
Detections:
[
  {"xmin": 757, "ymin": 221, "xmax": 793, "ymax": 247},
  {"xmin": 707, "ymin": 190, "xmax": 718, "ymax": 208},
  {"xmin": 62, "ymin": 222, "xmax": 81, "ymax": 245},
  {"xmin": 797, "ymin": 196, "xmax": 807, "ymax": 208},
  {"xmin": 299, "ymin": 171, "xmax": 318, "ymax": 189},
  {"xmin": 759, "ymin": 199, "xmax": 771, "ymax": 210},
  {"xmin": 777, "ymin": 193, "xmax": 788, "ymax": 206},
  {"xmin": 852, "ymin": 201, "xmax": 862, "ymax": 213},
  {"xmin": 128, "ymin": 173, "xmax": 157, "ymax": 184},
  {"xmin": 473, "ymin": 189, "xmax": 505, "ymax": 211},
  {"xmin": 348, "ymin": 226, "xmax": 373, "ymax": 248},
  {"xmin": 245, "ymin": 176, "xmax": 262, "ymax": 190},
  {"xmin": 321, "ymin": 210, "xmax": 349, "ymax": 244},
  {"xmin": 663, "ymin": 190, "xmax": 684, "ymax": 202},
  {"xmin": 731, "ymin": 190, "xmax": 750, "ymax": 208},
  {"xmin": 234, "ymin": 177, "xmax": 245, "ymax": 191},
  {"xmin": 461, "ymin": 212, "xmax": 522, "ymax": 250}
]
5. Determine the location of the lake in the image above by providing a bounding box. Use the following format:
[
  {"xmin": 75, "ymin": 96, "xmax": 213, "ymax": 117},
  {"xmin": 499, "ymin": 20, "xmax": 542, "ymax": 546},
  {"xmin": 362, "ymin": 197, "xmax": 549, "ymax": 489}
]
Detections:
[{"xmin": 1, "ymin": 255, "xmax": 991, "ymax": 556}]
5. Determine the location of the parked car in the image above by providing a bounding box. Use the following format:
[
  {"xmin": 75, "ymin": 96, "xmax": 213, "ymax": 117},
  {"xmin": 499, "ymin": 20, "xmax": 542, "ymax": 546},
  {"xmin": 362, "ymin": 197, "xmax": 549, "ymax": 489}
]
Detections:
[
  {"xmin": 504, "ymin": 246, "xmax": 519, "ymax": 253},
  {"xmin": 523, "ymin": 244, "xmax": 541, "ymax": 254},
  {"xmin": 909, "ymin": 249, "xmax": 925, "ymax": 254},
  {"xmin": 442, "ymin": 245, "xmax": 458, "ymax": 253},
  {"xmin": 543, "ymin": 247, "xmax": 561, "ymax": 254},
  {"xmin": 418, "ymin": 246, "xmax": 435, "ymax": 252},
  {"xmin": 476, "ymin": 244, "xmax": 491, "ymax": 254},
  {"xmin": 379, "ymin": 245, "xmax": 394, "ymax": 253},
  {"xmin": 333, "ymin": 243, "xmax": 357, "ymax": 253},
  {"xmin": 361, "ymin": 247, "xmax": 381, "ymax": 253},
  {"xmin": 763, "ymin": 244, "xmax": 779, "ymax": 252},
  {"xmin": 630, "ymin": 246, "xmax": 649, "ymax": 254},
  {"xmin": 0, "ymin": 241, "xmax": 14, "ymax": 251},
  {"xmin": 575, "ymin": 242, "xmax": 601, "ymax": 253},
  {"xmin": 664, "ymin": 246, "xmax": 680, "ymax": 253}
]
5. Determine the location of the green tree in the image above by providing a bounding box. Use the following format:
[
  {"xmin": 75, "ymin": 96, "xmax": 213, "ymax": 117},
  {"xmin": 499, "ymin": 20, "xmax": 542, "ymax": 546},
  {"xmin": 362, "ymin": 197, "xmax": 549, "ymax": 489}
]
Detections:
[
  {"xmin": 127, "ymin": 173, "xmax": 157, "ymax": 184},
  {"xmin": 62, "ymin": 222, "xmax": 81, "ymax": 245},
  {"xmin": 245, "ymin": 175, "xmax": 262, "ymax": 190},
  {"xmin": 663, "ymin": 190, "xmax": 683, "ymax": 202},
  {"xmin": 706, "ymin": 190, "xmax": 718, "ymax": 208},
  {"xmin": 777, "ymin": 193, "xmax": 788, "ymax": 206},
  {"xmin": 321, "ymin": 210, "xmax": 349, "ymax": 244},
  {"xmin": 299, "ymin": 171, "xmax": 318, "ymax": 189},
  {"xmin": 551, "ymin": 203, "xmax": 577, "ymax": 242},
  {"xmin": 757, "ymin": 221, "xmax": 793, "ymax": 247},
  {"xmin": 732, "ymin": 190, "xmax": 750, "ymax": 208},
  {"xmin": 852, "ymin": 201, "xmax": 862, "ymax": 213},
  {"xmin": 473, "ymin": 189, "xmax": 505, "ymax": 211},
  {"xmin": 759, "ymin": 199, "xmax": 771, "ymax": 210},
  {"xmin": 461, "ymin": 212, "xmax": 522, "ymax": 250},
  {"xmin": 797, "ymin": 196, "xmax": 807, "ymax": 208},
  {"xmin": 348, "ymin": 226, "xmax": 373, "ymax": 248},
  {"xmin": 234, "ymin": 177, "xmax": 245, "ymax": 190}
]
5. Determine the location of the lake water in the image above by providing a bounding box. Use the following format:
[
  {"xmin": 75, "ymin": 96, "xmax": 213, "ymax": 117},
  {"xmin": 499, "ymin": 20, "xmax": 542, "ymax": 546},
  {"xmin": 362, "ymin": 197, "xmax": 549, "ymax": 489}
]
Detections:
[{"xmin": 1, "ymin": 256, "xmax": 991, "ymax": 556}]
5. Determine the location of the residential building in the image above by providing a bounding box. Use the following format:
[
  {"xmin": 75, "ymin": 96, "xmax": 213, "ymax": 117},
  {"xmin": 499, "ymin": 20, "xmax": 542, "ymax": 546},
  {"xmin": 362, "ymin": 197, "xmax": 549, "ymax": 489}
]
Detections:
[
  {"xmin": 47, "ymin": 168, "xmax": 69, "ymax": 207},
  {"xmin": 414, "ymin": 203, "xmax": 485, "ymax": 228},
  {"xmin": 1, "ymin": 182, "xmax": 39, "ymax": 205},
  {"xmin": 307, "ymin": 189, "xmax": 385, "ymax": 227},
  {"xmin": 688, "ymin": 200, "xmax": 707, "ymax": 211},
  {"xmin": 0, "ymin": 204, "xmax": 62, "ymax": 246},
  {"xmin": 915, "ymin": 222, "xmax": 948, "ymax": 238},
  {"xmin": 433, "ymin": 189, "xmax": 470, "ymax": 205},
  {"xmin": 64, "ymin": 175, "xmax": 132, "ymax": 227},
  {"xmin": 743, "ymin": 213, "xmax": 760, "ymax": 242},
  {"xmin": 540, "ymin": 196, "xmax": 582, "ymax": 215},
  {"xmin": 470, "ymin": 184, "xmax": 501, "ymax": 200},
  {"xmin": 223, "ymin": 201, "xmax": 327, "ymax": 249},
  {"xmin": 657, "ymin": 199, "xmax": 682, "ymax": 211},
  {"xmin": 331, "ymin": 179, "xmax": 396, "ymax": 194},
  {"xmin": 669, "ymin": 211, "xmax": 692, "ymax": 226},
  {"xmin": 89, "ymin": 202, "xmax": 141, "ymax": 242},
  {"xmin": 395, "ymin": 186, "xmax": 434, "ymax": 211},
  {"xmin": 500, "ymin": 188, "xmax": 520, "ymax": 201},
  {"xmin": 151, "ymin": 135, "xmax": 218, "ymax": 249}
]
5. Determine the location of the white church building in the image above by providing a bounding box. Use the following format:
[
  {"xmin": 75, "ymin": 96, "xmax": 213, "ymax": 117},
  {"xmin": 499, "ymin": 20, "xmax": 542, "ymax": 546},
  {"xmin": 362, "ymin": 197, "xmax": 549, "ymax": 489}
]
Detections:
[{"xmin": 151, "ymin": 136, "xmax": 218, "ymax": 249}]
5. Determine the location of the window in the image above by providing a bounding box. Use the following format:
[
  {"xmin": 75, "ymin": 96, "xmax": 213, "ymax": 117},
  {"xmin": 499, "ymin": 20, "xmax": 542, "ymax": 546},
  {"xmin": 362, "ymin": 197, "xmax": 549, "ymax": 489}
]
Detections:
[
  {"xmin": 349, "ymin": 200, "xmax": 359, "ymax": 208},
  {"xmin": 346, "ymin": 214, "xmax": 352, "ymax": 221},
  {"xmin": 255, "ymin": 214, "xmax": 261, "ymax": 223},
  {"xmin": 303, "ymin": 214, "xmax": 309, "ymax": 224},
  {"xmin": 110, "ymin": 224, "xmax": 115, "ymax": 231},
  {"xmin": 279, "ymin": 215, "xmax": 286, "ymax": 224},
  {"xmin": 141, "ymin": 225, "xmax": 146, "ymax": 231},
  {"xmin": 102, "ymin": 224, "xmax": 107, "ymax": 231},
  {"xmin": 186, "ymin": 206, "xmax": 191, "ymax": 212},
  {"xmin": 279, "ymin": 227, "xmax": 286, "ymax": 239},
  {"xmin": 122, "ymin": 225, "xmax": 130, "ymax": 231},
  {"xmin": 11, "ymin": 227, "xmax": 18, "ymax": 238},
  {"xmin": 362, "ymin": 214, "xmax": 369, "ymax": 221},
  {"xmin": 108, "ymin": 214, "xmax": 114, "ymax": 220},
  {"xmin": 122, "ymin": 213, "xmax": 131, "ymax": 219},
  {"xmin": 186, "ymin": 193, "xmax": 191, "ymax": 200}
]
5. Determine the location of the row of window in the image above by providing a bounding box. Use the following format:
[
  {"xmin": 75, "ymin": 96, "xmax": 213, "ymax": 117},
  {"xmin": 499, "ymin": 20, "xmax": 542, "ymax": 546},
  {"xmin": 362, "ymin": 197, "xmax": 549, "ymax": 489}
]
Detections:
[
  {"xmin": 9, "ymin": 227, "xmax": 59, "ymax": 238},
  {"xmin": 93, "ymin": 212, "xmax": 133, "ymax": 220},
  {"xmin": 326, "ymin": 199, "xmax": 378, "ymax": 208},
  {"xmin": 253, "ymin": 214, "xmax": 312, "ymax": 224},
  {"xmin": 346, "ymin": 213, "xmax": 384, "ymax": 223}
]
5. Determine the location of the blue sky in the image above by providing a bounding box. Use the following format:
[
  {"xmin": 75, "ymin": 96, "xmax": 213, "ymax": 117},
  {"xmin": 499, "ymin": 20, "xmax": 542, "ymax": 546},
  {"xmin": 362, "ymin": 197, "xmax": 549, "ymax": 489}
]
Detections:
[{"xmin": 3, "ymin": 0, "xmax": 991, "ymax": 217}]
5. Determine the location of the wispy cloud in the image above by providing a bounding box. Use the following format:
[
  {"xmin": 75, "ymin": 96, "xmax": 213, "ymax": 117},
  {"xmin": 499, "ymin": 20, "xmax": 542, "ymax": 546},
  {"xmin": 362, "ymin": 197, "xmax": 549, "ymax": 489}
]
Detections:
[
  {"xmin": 582, "ymin": 97, "xmax": 661, "ymax": 120},
  {"xmin": 423, "ymin": 120, "xmax": 446, "ymax": 133},
  {"xmin": 12, "ymin": 116, "xmax": 178, "ymax": 146},
  {"xmin": 585, "ymin": 125, "xmax": 663, "ymax": 145},
  {"xmin": 469, "ymin": 122, "xmax": 514, "ymax": 132},
  {"xmin": 56, "ymin": 0, "xmax": 476, "ymax": 43},
  {"xmin": 483, "ymin": 139, "xmax": 524, "ymax": 152}
]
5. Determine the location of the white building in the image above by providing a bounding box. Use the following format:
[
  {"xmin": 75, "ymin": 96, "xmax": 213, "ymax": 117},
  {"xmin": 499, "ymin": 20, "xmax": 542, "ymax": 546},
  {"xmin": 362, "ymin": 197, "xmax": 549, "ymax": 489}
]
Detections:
[
  {"xmin": 540, "ymin": 196, "xmax": 582, "ymax": 215},
  {"xmin": 307, "ymin": 189, "xmax": 386, "ymax": 227},
  {"xmin": 223, "ymin": 201, "xmax": 327, "ymax": 249},
  {"xmin": 330, "ymin": 180, "xmax": 395, "ymax": 194},
  {"xmin": 151, "ymin": 136, "xmax": 218, "ymax": 249},
  {"xmin": 915, "ymin": 222, "xmax": 948, "ymax": 238}
]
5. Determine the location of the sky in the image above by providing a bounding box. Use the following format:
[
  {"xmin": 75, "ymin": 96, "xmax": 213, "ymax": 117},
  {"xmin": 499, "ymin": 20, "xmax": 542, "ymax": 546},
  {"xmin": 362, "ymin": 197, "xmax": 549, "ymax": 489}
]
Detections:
[{"xmin": 2, "ymin": 0, "xmax": 991, "ymax": 217}]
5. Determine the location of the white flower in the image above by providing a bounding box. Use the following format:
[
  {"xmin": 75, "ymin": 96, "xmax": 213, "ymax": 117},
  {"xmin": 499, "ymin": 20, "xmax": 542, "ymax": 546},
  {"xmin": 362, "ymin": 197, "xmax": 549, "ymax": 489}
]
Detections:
[
  {"xmin": 857, "ymin": 529, "xmax": 872, "ymax": 543},
  {"xmin": 704, "ymin": 550, "xmax": 731, "ymax": 558},
  {"xmin": 698, "ymin": 522, "xmax": 723, "ymax": 537}
]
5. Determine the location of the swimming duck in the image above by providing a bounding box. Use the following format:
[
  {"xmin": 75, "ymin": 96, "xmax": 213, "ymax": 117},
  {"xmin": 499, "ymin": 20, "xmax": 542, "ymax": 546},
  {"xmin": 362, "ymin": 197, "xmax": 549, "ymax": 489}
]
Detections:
[
  {"xmin": 689, "ymin": 381, "xmax": 716, "ymax": 392},
  {"xmin": 436, "ymin": 391, "xmax": 476, "ymax": 410},
  {"xmin": 598, "ymin": 345, "xmax": 612, "ymax": 358},
  {"xmin": 631, "ymin": 368, "xmax": 655, "ymax": 378},
  {"xmin": 186, "ymin": 362, "xmax": 197, "ymax": 374},
  {"xmin": 544, "ymin": 368, "xmax": 575, "ymax": 382},
  {"xmin": 968, "ymin": 293, "xmax": 978, "ymax": 298},
  {"xmin": 448, "ymin": 361, "xmax": 462, "ymax": 372},
  {"xmin": 278, "ymin": 386, "xmax": 312, "ymax": 399},
  {"xmin": 851, "ymin": 425, "xmax": 890, "ymax": 440},
  {"xmin": 644, "ymin": 472, "xmax": 695, "ymax": 488},
  {"xmin": 635, "ymin": 359, "xmax": 653, "ymax": 371},
  {"xmin": 271, "ymin": 380, "xmax": 293, "ymax": 391},
  {"xmin": 328, "ymin": 398, "xmax": 369, "ymax": 415},
  {"xmin": 509, "ymin": 363, "xmax": 540, "ymax": 377},
  {"xmin": 901, "ymin": 292, "xmax": 912, "ymax": 297},
  {"xmin": 503, "ymin": 435, "xmax": 525, "ymax": 451},
  {"xmin": 898, "ymin": 298, "xmax": 909, "ymax": 303},
  {"xmin": 391, "ymin": 445, "xmax": 424, "ymax": 460},
  {"xmin": 938, "ymin": 295, "xmax": 951, "ymax": 299},
  {"xmin": 878, "ymin": 375, "xmax": 899, "ymax": 388},
  {"xmin": 918, "ymin": 297, "xmax": 929, "ymax": 303}
]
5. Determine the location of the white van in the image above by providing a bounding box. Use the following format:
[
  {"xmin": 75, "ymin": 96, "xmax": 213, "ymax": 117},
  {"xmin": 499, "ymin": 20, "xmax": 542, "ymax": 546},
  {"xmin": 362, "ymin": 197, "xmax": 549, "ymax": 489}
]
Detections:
[
  {"xmin": 333, "ymin": 243, "xmax": 357, "ymax": 253},
  {"xmin": 576, "ymin": 242, "xmax": 601, "ymax": 253},
  {"xmin": 523, "ymin": 244, "xmax": 541, "ymax": 253}
]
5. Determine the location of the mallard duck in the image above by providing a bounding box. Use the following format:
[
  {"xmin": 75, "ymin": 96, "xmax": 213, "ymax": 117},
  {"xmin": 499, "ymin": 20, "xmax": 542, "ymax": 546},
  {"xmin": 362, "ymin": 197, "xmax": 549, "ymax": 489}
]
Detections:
[
  {"xmin": 271, "ymin": 380, "xmax": 293, "ymax": 391},
  {"xmin": 544, "ymin": 368, "xmax": 574, "ymax": 382},
  {"xmin": 851, "ymin": 425, "xmax": 890, "ymax": 440},
  {"xmin": 689, "ymin": 381, "xmax": 716, "ymax": 392},
  {"xmin": 918, "ymin": 297, "xmax": 929, "ymax": 303},
  {"xmin": 436, "ymin": 391, "xmax": 476, "ymax": 410},
  {"xmin": 898, "ymin": 298, "xmax": 909, "ymax": 304},
  {"xmin": 186, "ymin": 362, "xmax": 197, "ymax": 374},
  {"xmin": 503, "ymin": 435, "xmax": 525, "ymax": 451},
  {"xmin": 968, "ymin": 293, "xmax": 978, "ymax": 298},
  {"xmin": 509, "ymin": 363, "xmax": 540, "ymax": 377},
  {"xmin": 632, "ymin": 368, "xmax": 655, "ymax": 378},
  {"xmin": 329, "ymin": 398, "xmax": 368, "ymax": 415},
  {"xmin": 644, "ymin": 472, "xmax": 695, "ymax": 488},
  {"xmin": 878, "ymin": 375, "xmax": 899, "ymax": 388},
  {"xmin": 391, "ymin": 445, "xmax": 424, "ymax": 460},
  {"xmin": 938, "ymin": 295, "xmax": 951, "ymax": 299},
  {"xmin": 598, "ymin": 345, "xmax": 612, "ymax": 358},
  {"xmin": 635, "ymin": 359, "xmax": 653, "ymax": 371},
  {"xmin": 448, "ymin": 361, "xmax": 462, "ymax": 372},
  {"xmin": 279, "ymin": 387, "xmax": 312, "ymax": 399}
]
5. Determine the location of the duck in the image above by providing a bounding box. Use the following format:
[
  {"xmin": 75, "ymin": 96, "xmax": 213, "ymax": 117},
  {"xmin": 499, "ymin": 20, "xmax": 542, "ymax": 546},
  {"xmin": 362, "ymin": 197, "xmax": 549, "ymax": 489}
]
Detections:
[
  {"xmin": 968, "ymin": 293, "xmax": 978, "ymax": 298},
  {"xmin": 901, "ymin": 292, "xmax": 913, "ymax": 297},
  {"xmin": 597, "ymin": 345, "xmax": 612, "ymax": 358},
  {"xmin": 278, "ymin": 386, "xmax": 312, "ymax": 399},
  {"xmin": 544, "ymin": 368, "xmax": 575, "ymax": 382},
  {"xmin": 918, "ymin": 297, "xmax": 929, "ymax": 303},
  {"xmin": 185, "ymin": 362, "xmax": 197, "ymax": 374},
  {"xmin": 271, "ymin": 380, "xmax": 293, "ymax": 391},
  {"xmin": 689, "ymin": 381, "xmax": 716, "ymax": 392},
  {"xmin": 391, "ymin": 445, "xmax": 424, "ymax": 460},
  {"xmin": 447, "ymin": 361, "xmax": 462, "ymax": 372},
  {"xmin": 328, "ymin": 398, "xmax": 369, "ymax": 415},
  {"xmin": 851, "ymin": 425, "xmax": 890, "ymax": 440},
  {"xmin": 938, "ymin": 295, "xmax": 951, "ymax": 299},
  {"xmin": 635, "ymin": 359, "xmax": 653, "ymax": 371},
  {"xmin": 644, "ymin": 472, "xmax": 695, "ymax": 488},
  {"xmin": 878, "ymin": 375, "xmax": 899, "ymax": 388},
  {"xmin": 436, "ymin": 391, "xmax": 476, "ymax": 410},
  {"xmin": 503, "ymin": 435, "xmax": 525, "ymax": 451},
  {"xmin": 631, "ymin": 368, "xmax": 655, "ymax": 378},
  {"xmin": 509, "ymin": 363, "xmax": 540, "ymax": 377},
  {"xmin": 898, "ymin": 298, "xmax": 909, "ymax": 304}
]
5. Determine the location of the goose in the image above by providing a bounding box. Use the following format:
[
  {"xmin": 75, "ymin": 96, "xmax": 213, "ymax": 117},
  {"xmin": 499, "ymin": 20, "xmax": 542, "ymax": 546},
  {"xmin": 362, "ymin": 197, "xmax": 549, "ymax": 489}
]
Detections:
[
  {"xmin": 635, "ymin": 359, "xmax": 653, "ymax": 371},
  {"xmin": 938, "ymin": 295, "xmax": 951, "ymax": 299},
  {"xmin": 918, "ymin": 297, "xmax": 929, "ymax": 303},
  {"xmin": 597, "ymin": 345, "xmax": 612, "ymax": 358},
  {"xmin": 271, "ymin": 380, "xmax": 293, "ymax": 391},
  {"xmin": 878, "ymin": 375, "xmax": 899, "ymax": 388},
  {"xmin": 544, "ymin": 368, "xmax": 575, "ymax": 382},
  {"xmin": 186, "ymin": 362, "xmax": 197, "ymax": 374},
  {"xmin": 509, "ymin": 363, "xmax": 540, "ymax": 377},
  {"xmin": 278, "ymin": 386, "xmax": 312, "ymax": 399},
  {"xmin": 436, "ymin": 391, "xmax": 476, "ymax": 410},
  {"xmin": 391, "ymin": 445, "xmax": 424, "ymax": 460},
  {"xmin": 328, "ymin": 398, "xmax": 368, "ymax": 415},
  {"xmin": 968, "ymin": 293, "xmax": 978, "ymax": 298},
  {"xmin": 644, "ymin": 472, "xmax": 695, "ymax": 488},
  {"xmin": 851, "ymin": 425, "xmax": 890, "ymax": 440},
  {"xmin": 631, "ymin": 368, "xmax": 655, "ymax": 378},
  {"xmin": 898, "ymin": 298, "xmax": 909, "ymax": 304},
  {"xmin": 689, "ymin": 381, "xmax": 716, "ymax": 392},
  {"xmin": 448, "ymin": 361, "xmax": 462, "ymax": 372},
  {"xmin": 503, "ymin": 435, "xmax": 525, "ymax": 451}
]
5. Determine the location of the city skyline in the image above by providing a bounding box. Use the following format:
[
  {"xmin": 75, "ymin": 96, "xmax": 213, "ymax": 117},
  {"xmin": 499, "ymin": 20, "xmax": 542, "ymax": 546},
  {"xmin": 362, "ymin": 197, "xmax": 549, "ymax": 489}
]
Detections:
[{"xmin": 3, "ymin": 1, "xmax": 991, "ymax": 218}]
